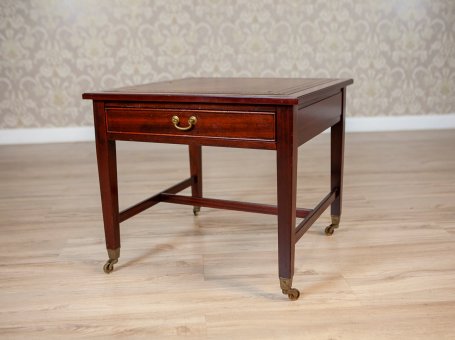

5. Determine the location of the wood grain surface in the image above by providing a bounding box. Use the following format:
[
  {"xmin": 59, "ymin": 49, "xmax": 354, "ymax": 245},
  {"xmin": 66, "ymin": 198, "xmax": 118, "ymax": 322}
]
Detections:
[
  {"xmin": 0, "ymin": 130, "xmax": 454, "ymax": 339},
  {"xmin": 82, "ymin": 77, "xmax": 353, "ymax": 105}
]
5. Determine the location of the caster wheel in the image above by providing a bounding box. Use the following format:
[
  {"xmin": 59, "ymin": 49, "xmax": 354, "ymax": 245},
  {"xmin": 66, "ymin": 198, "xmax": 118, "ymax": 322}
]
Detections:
[
  {"xmin": 287, "ymin": 288, "xmax": 300, "ymax": 301},
  {"xmin": 280, "ymin": 277, "xmax": 300, "ymax": 301},
  {"xmin": 103, "ymin": 259, "xmax": 117, "ymax": 274},
  {"xmin": 325, "ymin": 225, "xmax": 336, "ymax": 236},
  {"xmin": 193, "ymin": 206, "xmax": 200, "ymax": 216}
]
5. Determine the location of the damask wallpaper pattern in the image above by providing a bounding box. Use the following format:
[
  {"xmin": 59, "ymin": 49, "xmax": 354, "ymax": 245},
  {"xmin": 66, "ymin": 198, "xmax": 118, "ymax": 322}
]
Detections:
[{"xmin": 0, "ymin": 0, "xmax": 454, "ymax": 128}]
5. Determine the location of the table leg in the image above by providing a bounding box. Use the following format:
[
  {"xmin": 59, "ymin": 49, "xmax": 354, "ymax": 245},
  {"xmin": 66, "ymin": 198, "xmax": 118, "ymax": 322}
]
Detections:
[
  {"xmin": 189, "ymin": 145, "xmax": 202, "ymax": 216},
  {"xmin": 94, "ymin": 102, "xmax": 120, "ymax": 273},
  {"xmin": 276, "ymin": 107, "xmax": 300, "ymax": 300},
  {"xmin": 326, "ymin": 90, "xmax": 346, "ymax": 236}
]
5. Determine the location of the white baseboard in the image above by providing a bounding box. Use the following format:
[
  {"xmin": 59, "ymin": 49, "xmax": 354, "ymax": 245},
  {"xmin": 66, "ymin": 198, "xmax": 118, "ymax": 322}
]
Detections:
[
  {"xmin": 346, "ymin": 114, "xmax": 455, "ymax": 132},
  {"xmin": 0, "ymin": 114, "xmax": 454, "ymax": 145},
  {"xmin": 0, "ymin": 127, "xmax": 94, "ymax": 145}
]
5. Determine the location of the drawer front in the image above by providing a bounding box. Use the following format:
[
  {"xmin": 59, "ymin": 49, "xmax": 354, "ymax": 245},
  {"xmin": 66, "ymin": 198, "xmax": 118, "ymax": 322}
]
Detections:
[{"xmin": 106, "ymin": 108, "xmax": 276, "ymax": 141}]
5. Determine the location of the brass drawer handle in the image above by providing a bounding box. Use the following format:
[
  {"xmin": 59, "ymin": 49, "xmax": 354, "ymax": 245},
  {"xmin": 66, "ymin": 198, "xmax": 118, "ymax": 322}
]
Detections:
[{"xmin": 171, "ymin": 115, "xmax": 197, "ymax": 131}]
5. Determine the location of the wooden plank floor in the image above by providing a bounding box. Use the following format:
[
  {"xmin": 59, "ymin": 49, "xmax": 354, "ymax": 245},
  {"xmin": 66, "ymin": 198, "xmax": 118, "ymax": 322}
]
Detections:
[{"xmin": 0, "ymin": 130, "xmax": 454, "ymax": 339}]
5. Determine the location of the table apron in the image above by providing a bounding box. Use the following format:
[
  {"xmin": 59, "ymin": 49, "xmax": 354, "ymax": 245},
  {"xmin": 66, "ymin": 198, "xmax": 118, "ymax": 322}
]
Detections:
[{"xmin": 296, "ymin": 93, "xmax": 343, "ymax": 146}]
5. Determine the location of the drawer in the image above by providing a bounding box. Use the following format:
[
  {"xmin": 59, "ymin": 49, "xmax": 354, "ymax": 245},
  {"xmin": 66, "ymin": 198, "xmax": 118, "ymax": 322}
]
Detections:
[{"xmin": 105, "ymin": 107, "xmax": 276, "ymax": 141}]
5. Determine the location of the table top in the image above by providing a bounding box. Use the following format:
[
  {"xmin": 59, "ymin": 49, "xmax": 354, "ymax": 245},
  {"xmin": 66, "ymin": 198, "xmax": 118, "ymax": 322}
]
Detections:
[{"xmin": 83, "ymin": 77, "xmax": 353, "ymax": 105}]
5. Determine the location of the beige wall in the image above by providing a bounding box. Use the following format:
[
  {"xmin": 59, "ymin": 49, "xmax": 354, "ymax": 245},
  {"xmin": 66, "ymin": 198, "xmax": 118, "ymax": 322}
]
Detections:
[{"xmin": 0, "ymin": 0, "xmax": 454, "ymax": 129}]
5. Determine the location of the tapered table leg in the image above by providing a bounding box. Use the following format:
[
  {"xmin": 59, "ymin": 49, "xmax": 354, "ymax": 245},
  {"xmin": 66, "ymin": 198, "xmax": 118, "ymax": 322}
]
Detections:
[
  {"xmin": 276, "ymin": 106, "xmax": 300, "ymax": 300},
  {"xmin": 93, "ymin": 101, "xmax": 120, "ymax": 273},
  {"xmin": 326, "ymin": 89, "xmax": 346, "ymax": 236},
  {"xmin": 189, "ymin": 145, "xmax": 202, "ymax": 216}
]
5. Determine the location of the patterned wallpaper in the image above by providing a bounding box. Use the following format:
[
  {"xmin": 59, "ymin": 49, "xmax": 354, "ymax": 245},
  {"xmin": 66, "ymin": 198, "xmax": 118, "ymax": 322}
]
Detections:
[{"xmin": 0, "ymin": 0, "xmax": 454, "ymax": 128}]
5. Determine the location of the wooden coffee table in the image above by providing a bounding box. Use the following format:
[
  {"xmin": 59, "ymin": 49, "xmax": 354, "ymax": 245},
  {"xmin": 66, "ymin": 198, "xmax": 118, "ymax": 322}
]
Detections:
[{"xmin": 83, "ymin": 77, "xmax": 353, "ymax": 300}]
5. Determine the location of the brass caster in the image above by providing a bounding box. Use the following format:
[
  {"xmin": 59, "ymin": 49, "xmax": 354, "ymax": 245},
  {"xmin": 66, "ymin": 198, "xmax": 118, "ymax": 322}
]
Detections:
[
  {"xmin": 279, "ymin": 277, "xmax": 301, "ymax": 301},
  {"xmin": 325, "ymin": 215, "xmax": 340, "ymax": 236},
  {"xmin": 103, "ymin": 248, "xmax": 120, "ymax": 274},
  {"xmin": 103, "ymin": 259, "xmax": 118, "ymax": 274},
  {"xmin": 287, "ymin": 288, "xmax": 301, "ymax": 301},
  {"xmin": 324, "ymin": 225, "xmax": 336, "ymax": 235},
  {"xmin": 193, "ymin": 206, "xmax": 201, "ymax": 216}
]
